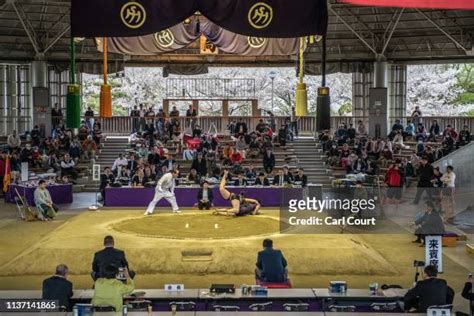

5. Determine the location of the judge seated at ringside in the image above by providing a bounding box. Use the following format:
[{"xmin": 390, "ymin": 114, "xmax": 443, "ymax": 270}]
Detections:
[
  {"xmin": 404, "ymin": 265, "xmax": 454, "ymax": 312},
  {"xmin": 197, "ymin": 180, "xmax": 213, "ymax": 210},
  {"xmin": 34, "ymin": 180, "xmax": 58, "ymax": 220},
  {"xmin": 255, "ymin": 239, "xmax": 288, "ymax": 283},
  {"xmin": 92, "ymin": 235, "xmax": 135, "ymax": 280}
]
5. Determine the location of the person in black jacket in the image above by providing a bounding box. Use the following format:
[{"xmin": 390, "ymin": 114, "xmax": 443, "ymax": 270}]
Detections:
[
  {"xmin": 256, "ymin": 239, "xmax": 288, "ymax": 283},
  {"xmin": 413, "ymin": 201, "xmax": 445, "ymax": 245},
  {"xmin": 255, "ymin": 172, "xmax": 270, "ymax": 186},
  {"xmin": 197, "ymin": 180, "xmax": 213, "ymax": 210},
  {"xmin": 100, "ymin": 167, "xmax": 115, "ymax": 201},
  {"xmin": 461, "ymin": 275, "xmax": 473, "ymax": 316},
  {"xmin": 234, "ymin": 118, "xmax": 248, "ymax": 137},
  {"xmin": 404, "ymin": 265, "xmax": 454, "ymax": 312},
  {"xmin": 413, "ymin": 158, "xmax": 434, "ymax": 204},
  {"xmin": 92, "ymin": 235, "xmax": 134, "ymax": 280},
  {"xmin": 263, "ymin": 148, "xmax": 275, "ymax": 174},
  {"xmin": 191, "ymin": 153, "xmax": 207, "ymax": 177},
  {"xmin": 42, "ymin": 264, "xmax": 73, "ymax": 311},
  {"xmin": 294, "ymin": 168, "xmax": 308, "ymax": 187}
]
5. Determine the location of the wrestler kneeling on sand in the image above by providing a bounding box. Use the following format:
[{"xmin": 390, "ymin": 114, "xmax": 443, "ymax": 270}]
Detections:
[
  {"xmin": 145, "ymin": 169, "xmax": 180, "ymax": 215},
  {"xmin": 213, "ymin": 170, "xmax": 261, "ymax": 216}
]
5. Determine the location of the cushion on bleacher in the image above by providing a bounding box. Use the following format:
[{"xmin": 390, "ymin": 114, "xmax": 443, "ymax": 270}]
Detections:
[{"xmin": 255, "ymin": 278, "xmax": 292, "ymax": 288}]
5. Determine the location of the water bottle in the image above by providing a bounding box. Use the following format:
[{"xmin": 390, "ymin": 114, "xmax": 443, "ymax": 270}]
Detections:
[
  {"xmin": 122, "ymin": 304, "xmax": 128, "ymax": 316},
  {"xmin": 73, "ymin": 305, "xmax": 78, "ymax": 316}
]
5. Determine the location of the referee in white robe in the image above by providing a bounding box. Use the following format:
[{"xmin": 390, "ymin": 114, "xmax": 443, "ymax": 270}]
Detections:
[{"xmin": 145, "ymin": 170, "xmax": 180, "ymax": 215}]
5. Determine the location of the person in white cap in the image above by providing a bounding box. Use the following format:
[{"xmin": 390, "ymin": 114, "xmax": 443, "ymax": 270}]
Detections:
[{"xmin": 144, "ymin": 169, "xmax": 180, "ymax": 215}]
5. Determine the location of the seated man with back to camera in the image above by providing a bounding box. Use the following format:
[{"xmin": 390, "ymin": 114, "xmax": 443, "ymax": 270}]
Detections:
[
  {"xmin": 255, "ymin": 239, "xmax": 288, "ymax": 283},
  {"xmin": 403, "ymin": 265, "xmax": 454, "ymax": 312},
  {"xmin": 92, "ymin": 235, "xmax": 135, "ymax": 280},
  {"xmin": 42, "ymin": 264, "xmax": 73, "ymax": 311},
  {"xmin": 92, "ymin": 264, "xmax": 134, "ymax": 312}
]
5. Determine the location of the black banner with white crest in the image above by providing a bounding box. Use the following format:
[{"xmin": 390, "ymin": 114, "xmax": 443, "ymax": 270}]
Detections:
[
  {"xmin": 71, "ymin": 0, "xmax": 328, "ymax": 37},
  {"xmin": 71, "ymin": 0, "xmax": 197, "ymax": 37}
]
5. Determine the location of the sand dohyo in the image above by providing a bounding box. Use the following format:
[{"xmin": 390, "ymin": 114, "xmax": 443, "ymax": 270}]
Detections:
[
  {"xmin": 112, "ymin": 213, "xmax": 280, "ymax": 239},
  {"xmin": 0, "ymin": 208, "xmax": 471, "ymax": 292}
]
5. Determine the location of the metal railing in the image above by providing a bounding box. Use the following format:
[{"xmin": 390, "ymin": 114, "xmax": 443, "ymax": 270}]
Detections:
[
  {"xmin": 165, "ymin": 78, "xmax": 256, "ymax": 100},
  {"xmin": 2, "ymin": 115, "xmax": 471, "ymax": 137},
  {"xmin": 55, "ymin": 115, "xmax": 474, "ymax": 136}
]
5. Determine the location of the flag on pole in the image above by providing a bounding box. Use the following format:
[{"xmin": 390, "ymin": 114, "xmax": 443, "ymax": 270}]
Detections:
[
  {"xmin": 3, "ymin": 155, "xmax": 11, "ymax": 193},
  {"xmin": 338, "ymin": 0, "xmax": 474, "ymax": 9}
]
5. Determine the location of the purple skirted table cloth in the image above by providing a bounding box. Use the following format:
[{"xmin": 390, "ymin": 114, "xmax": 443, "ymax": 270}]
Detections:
[
  {"xmin": 104, "ymin": 186, "xmax": 303, "ymax": 207},
  {"xmin": 5, "ymin": 184, "xmax": 74, "ymax": 206}
]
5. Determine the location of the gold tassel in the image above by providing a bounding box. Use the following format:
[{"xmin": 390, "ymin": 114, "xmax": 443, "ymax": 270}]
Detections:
[
  {"xmin": 100, "ymin": 37, "xmax": 112, "ymax": 118},
  {"xmin": 295, "ymin": 37, "xmax": 308, "ymax": 116}
]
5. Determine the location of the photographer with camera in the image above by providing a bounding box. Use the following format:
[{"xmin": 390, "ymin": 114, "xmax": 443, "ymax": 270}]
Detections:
[{"xmin": 404, "ymin": 265, "xmax": 454, "ymax": 312}]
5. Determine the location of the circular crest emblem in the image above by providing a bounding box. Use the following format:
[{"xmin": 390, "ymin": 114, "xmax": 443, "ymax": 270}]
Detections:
[
  {"xmin": 248, "ymin": 2, "xmax": 273, "ymax": 29},
  {"xmin": 120, "ymin": 2, "xmax": 146, "ymax": 29},
  {"xmin": 154, "ymin": 29, "xmax": 175, "ymax": 48},
  {"xmin": 248, "ymin": 37, "xmax": 266, "ymax": 48}
]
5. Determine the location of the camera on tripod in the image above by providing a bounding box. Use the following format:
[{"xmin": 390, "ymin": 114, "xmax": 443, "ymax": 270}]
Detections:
[{"xmin": 413, "ymin": 260, "xmax": 425, "ymax": 267}]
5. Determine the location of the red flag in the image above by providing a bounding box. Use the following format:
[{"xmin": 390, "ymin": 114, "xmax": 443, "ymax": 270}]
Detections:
[
  {"xmin": 338, "ymin": 0, "xmax": 474, "ymax": 9},
  {"xmin": 3, "ymin": 155, "xmax": 11, "ymax": 193}
]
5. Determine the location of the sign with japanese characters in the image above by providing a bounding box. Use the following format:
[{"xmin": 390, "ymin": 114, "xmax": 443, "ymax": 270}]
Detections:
[{"xmin": 425, "ymin": 235, "xmax": 443, "ymax": 273}]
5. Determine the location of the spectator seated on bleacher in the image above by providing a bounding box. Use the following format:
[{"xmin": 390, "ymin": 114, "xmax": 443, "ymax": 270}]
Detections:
[
  {"xmin": 143, "ymin": 165, "xmax": 156, "ymax": 182},
  {"xmin": 256, "ymin": 239, "xmax": 288, "ymax": 283},
  {"xmin": 82, "ymin": 135, "xmax": 97, "ymax": 161},
  {"xmin": 388, "ymin": 119, "xmax": 404, "ymax": 140},
  {"xmin": 7, "ymin": 130, "xmax": 21, "ymax": 153},
  {"xmin": 349, "ymin": 156, "xmax": 368, "ymax": 174},
  {"xmin": 60, "ymin": 154, "xmax": 77, "ymax": 181},
  {"xmin": 272, "ymin": 166, "xmax": 293, "ymax": 187},
  {"xmin": 78, "ymin": 122, "xmax": 89, "ymax": 141},
  {"xmin": 378, "ymin": 146, "xmax": 393, "ymax": 168},
  {"xmin": 233, "ymin": 173, "xmax": 248, "ymax": 186},
  {"xmin": 404, "ymin": 265, "xmax": 454, "ymax": 312},
  {"xmin": 230, "ymin": 150, "xmax": 243, "ymax": 165},
  {"xmin": 112, "ymin": 153, "xmax": 128, "ymax": 175},
  {"xmin": 191, "ymin": 153, "xmax": 207, "ymax": 177},
  {"xmin": 234, "ymin": 118, "xmax": 248, "ymax": 137},
  {"xmin": 441, "ymin": 133, "xmax": 455, "ymax": 156},
  {"xmin": 116, "ymin": 166, "xmax": 131, "ymax": 185},
  {"xmin": 255, "ymin": 172, "xmax": 270, "ymax": 186},
  {"xmin": 235, "ymin": 136, "xmax": 247, "ymax": 158},
  {"xmin": 30, "ymin": 125, "xmax": 41, "ymax": 146},
  {"xmin": 68, "ymin": 139, "xmax": 82, "ymax": 165},
  {"xmin": 356, "ymin": 120, "xmax": 367, "ymax": 137},
  {"xmin": 92, "ymin": 124, "xmax": 103, "ymax": 146},
  {"xmin": 42, "ymin": 264, "xmax": 73, "ymax": 312},
  {"xmin": 131, "ymin": 169, "xmax": 147, "ymax": 187},
  {"xmin": 336, "ymin": 124, "xmax": 348, "ymax": 145},
  {"xmin": 428, "ymin": 120, "xmax": 441, "ymax": 142},
  {"xmin": 405, "ymin": 121, "xmax": 416, "ymax": 138},
  {"xmin": 456, "ymin": 125, "xmax": 471, "ymax": 148},
  {"xmin": 293, "ymin": 168, "xmax": 308, "ymax": 187},
  {"xmin": 415, "ymin": 123, "xmax": 427, "ymax": 141}
]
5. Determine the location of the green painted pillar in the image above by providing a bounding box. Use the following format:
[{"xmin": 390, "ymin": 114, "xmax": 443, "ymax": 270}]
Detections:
[{"xmin": 66, "ymin": 36, "xmax": 81, "ymax": 128}]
